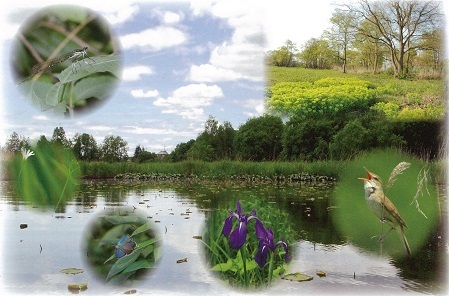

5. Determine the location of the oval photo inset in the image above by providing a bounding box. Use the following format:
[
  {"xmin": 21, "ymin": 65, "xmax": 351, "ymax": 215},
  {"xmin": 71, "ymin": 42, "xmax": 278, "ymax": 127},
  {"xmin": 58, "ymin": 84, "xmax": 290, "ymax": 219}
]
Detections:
[
  {"xmin": 82, "ymin": 208, "xmax": 162, "ymax": 285},
  {"xmin": 11, "ymin": 5, "xmax": 122, "ymax": 117}
]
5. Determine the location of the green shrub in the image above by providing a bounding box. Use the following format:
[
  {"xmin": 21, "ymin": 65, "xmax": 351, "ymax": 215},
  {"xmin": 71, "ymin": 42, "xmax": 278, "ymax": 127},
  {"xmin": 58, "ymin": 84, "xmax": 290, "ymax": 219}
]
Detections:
[
  {"xmin": 329, "ymin": 120, "xmax": 369, "ymax": 160},
  {"xmin": 268, "ymin": 78, "xmax": 376, "ymax": 117}
]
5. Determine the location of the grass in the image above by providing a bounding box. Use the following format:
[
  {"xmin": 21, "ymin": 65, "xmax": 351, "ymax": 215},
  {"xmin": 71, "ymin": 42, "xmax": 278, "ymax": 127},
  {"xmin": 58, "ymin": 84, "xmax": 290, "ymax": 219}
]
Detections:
[{"xmin": 266, "ymin": 66, "xmax": 444, "ymax": 109}]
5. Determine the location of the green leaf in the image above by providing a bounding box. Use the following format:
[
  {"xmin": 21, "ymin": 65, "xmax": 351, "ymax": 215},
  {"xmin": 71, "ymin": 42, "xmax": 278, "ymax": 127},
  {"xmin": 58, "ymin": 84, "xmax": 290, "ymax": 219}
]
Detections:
[
  {"xmin": 73, "ymin": 75, "xmax": 118, "ymax": 102},
  {"xmin": 282, "ymin": 272, "xmax": 314, "ymax": 282},
  {"xmin": 57, "ymin": 55, "xmax": 121, "ymax": 84},
  {"xmin": 60, "ymin": 268, "xmax": 84, "ymax": 274},
  {"xmin": 104, "ymin": 254, "xmax": 116, "ymax": 264},
  {"xmin": 101, "ymin": 224, "xmax": 128, "ymax": 241},
  {"xmin": 122, "ymin": 260, "xmax": 154, "ymax": 273},
  {"xmin": 131, "ymin": 222, "xmax": 153, "ymax": 237},
  {"xmin": 106, "ymin": 248, "xmax": 142, "ymax": 281},
  {"xmin": 154, "ymin": 245, "xmax": 163, "ymax": 262},
  {"xmin": 45, "ymin": 82, "xmax": 66, "ymax": 106},
  {"xmin": 135, "ymin": 237, "xmax": 159, "ymax": 250},
  {"xmin": 211, "ymin": 259, "xmax": 233, "ymax": 272},
  {"xmin": 20, "ymin": 80, "xmax": 53, "ymax": 110}
]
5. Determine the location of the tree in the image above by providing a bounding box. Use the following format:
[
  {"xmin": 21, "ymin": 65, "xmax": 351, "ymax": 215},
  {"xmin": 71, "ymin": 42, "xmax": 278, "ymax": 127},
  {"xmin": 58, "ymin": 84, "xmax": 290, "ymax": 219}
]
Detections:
[
  {"xmin": 194, "ymin": 116, "xmax": 235, "ymax": 161},
  {"xmin": 36, "ymin": 135, "xmax": 51, "ymax": 149},
  {"xmin": 299, "ymin": 38, "xmax": 335, "ymax": 69},
  {"xmin": 282, "ymin": 115, "xmax": 338, "ymax": 161},
  {"xmin": 329, "ymin": 119, "xmax": 369, "ymax": 159},
  {"xmin": 100, "ymin": 135, "xmax": 128, "ymax": 162},
  {"xmin": 186, "ymin": 139, "xmax": 214, "ymax": 161},
  {"xmin": 266, "ymin": 40, "xmax": 298, "ymax": 67},
  {"xmin": 415, "ymin": 28, "xmax": 444, "ymax": 76},
  {"xmin": 72, "ymin": 133, "xmax": 99, "ymax": 161},
  {"xmin": 5, "ymin": 132, "xmax": 29, "ymax": 154},
  {"xmin": 326, "ymin": 9, "xmax": 358, "ymax": 73},
  {"xmin": 353, "ymin": 19, "xmax": 387, "ymax": 73},
  {"xmin": 136, "ymin": 151, "xmax": 157, "ymax": 163},
  {"xmin": 216, "ymin": 121, "xmax": 235, "ymax": 160},
  {"xmin": 350, "ymin": 0, "xmax": 442, "ymax": 78},
  {"xmin": 234, "ymin": 115, "xmax": 283, "ymax": 161},
  {"xmin": 51, "ymin": 126, "xmax": 71, "ymax": 147},
  {"xmin": 133, "ymin": 145, "xmax": 144, "ymax": 161},
  {"xmin": 171, "ymin": 140, "xmax": 195, "ymax": 162}
]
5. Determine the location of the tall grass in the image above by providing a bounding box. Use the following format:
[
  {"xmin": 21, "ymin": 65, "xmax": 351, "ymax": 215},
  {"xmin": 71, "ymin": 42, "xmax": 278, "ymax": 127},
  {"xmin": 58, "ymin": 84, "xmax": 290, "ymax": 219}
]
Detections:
[{"xmin": 79, "ymin": 160, "xmax": 345, "ymax": 180}]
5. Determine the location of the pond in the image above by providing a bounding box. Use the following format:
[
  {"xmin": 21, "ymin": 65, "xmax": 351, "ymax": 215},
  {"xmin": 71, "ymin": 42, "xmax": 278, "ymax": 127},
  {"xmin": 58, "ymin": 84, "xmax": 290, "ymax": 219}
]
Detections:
[{"xmin": 0, "ymin": 179, "xmax": 446, "ymax": 295}]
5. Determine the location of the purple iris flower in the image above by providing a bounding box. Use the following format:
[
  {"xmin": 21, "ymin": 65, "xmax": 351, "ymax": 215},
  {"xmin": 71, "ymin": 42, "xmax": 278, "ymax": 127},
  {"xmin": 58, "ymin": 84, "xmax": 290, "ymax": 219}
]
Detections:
[
  {"xmin": 254, "ymin": 222, "xmax": 291, "ymax": 268},
  {"xmin": 222, "ymin": 200, "xmax": 262, "ymax": 249}
]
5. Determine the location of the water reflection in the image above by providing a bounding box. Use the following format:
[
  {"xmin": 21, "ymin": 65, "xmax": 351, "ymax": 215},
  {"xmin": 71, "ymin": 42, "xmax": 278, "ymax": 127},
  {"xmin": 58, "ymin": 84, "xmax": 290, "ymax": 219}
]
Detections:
[{"xmin": 0, "ymin": 179, "xmax": 446, "ymax": 295}]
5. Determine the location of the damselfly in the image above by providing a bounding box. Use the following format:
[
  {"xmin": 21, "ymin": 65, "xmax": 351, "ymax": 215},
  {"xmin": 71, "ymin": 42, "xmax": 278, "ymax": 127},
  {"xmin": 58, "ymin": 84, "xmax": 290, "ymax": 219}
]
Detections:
[{"xmin": 20, "ymin": 47, "xmax": 95, "ymax": 83}]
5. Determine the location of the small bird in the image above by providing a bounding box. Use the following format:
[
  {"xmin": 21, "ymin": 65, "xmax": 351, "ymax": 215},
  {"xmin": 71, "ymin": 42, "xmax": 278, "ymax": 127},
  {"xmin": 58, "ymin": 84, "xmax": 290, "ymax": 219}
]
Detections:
[{"xmin": 358, "ymin": 168, "xmax": 411, "ymax": 256}]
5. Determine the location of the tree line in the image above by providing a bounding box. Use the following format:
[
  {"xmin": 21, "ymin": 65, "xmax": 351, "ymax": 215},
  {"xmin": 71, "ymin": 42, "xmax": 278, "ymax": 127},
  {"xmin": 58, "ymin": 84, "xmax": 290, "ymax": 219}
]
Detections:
[
  {"xmin": 265, "ymin": 0, "xmax": 443, "ymax": 78},
  {"xmin": 3, "ymin": 109, "xmax": 442, "ymax": 163},
  {"xmin": 3, "ymin": 128, "xmax": 129, "ymax": 162}
]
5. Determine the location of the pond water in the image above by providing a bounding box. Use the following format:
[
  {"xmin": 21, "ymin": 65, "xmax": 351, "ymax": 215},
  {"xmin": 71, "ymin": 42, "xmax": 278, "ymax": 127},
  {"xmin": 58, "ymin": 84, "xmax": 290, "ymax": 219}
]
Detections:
[{"xmin": 0, "ymin": 179, "xmax": 446, "ymax": 295}]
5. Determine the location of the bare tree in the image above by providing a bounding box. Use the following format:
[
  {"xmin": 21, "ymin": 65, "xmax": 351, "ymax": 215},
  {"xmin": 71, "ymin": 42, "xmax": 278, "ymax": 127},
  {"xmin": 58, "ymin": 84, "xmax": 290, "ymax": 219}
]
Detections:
[{"xmin": 350, "ymin": 0, "xmax": 442, "ymax": 78}]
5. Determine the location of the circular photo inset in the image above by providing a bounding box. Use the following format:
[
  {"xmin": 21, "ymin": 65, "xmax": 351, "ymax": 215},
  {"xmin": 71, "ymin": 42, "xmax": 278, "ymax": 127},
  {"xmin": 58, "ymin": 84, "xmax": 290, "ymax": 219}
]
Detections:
[
  {"xmin": 202, "ymin": 199, "xmax": 295, "ymax": 290},
  {"xmin": 332, "ymin": 149, "xmax": 439, "ymax": 258},
  {"xmin": 11, "ymin": 5, "xmax": 122, "ymax": 117},
  {"xmin": 82, "ymin": 207, "xmax": 162, "ymax": 285}
]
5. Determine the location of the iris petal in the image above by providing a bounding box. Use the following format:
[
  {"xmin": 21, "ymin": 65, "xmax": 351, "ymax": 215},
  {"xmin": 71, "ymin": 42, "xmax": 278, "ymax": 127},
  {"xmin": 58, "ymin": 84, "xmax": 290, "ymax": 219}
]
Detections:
[
  {"xmin": 255, "ymin": 220, "xmax": 266, "ymax": 240},
  {"xmin": 229, "ymin": 221, "xmax": 247, "ymax": 249},
  {"xmin": 236, "ymin": 200, "xmax": 242, "ymax": 215},
  {"xmin": 222, "ymin": 216, "xmax": 234, "ymax": 236},
  {"xmin": 255, "ymin": 243, "xmax": 269, "ymax": 268}
]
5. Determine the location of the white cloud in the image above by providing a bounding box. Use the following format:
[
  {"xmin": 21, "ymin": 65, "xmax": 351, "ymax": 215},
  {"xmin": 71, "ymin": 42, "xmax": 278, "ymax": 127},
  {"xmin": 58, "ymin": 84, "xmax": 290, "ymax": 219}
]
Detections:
[
  {"xmin": 122, "ymin": 65, "xmax": 154, "ymax": 81},
  {"xmin": 131, "ymin": 89, "xmax": 160, "ymax": 98},
  {"xmin": 122, "ymin": 126, "xmax": 177, "ymax": 135},
  {"xmin": 240, "ymin": 98, "xmax": 265, "ymax": 117},
  {"xmin": 32, "ymin": 115, "xmax": 48, "ymax": 121},
  {"xmin": 102, "ymin": 4, "xmax": 139, "ymax": 25},
  {"xmin": 154, "ymin": 84, "xmax": 223, "ymax": 121},
  {"xmin": 263, "ymin": 1, "xmax": 334, "ymax": 50},
  {"xmin": 188, "ymin": 0, "xmax": 265, "ymax": 83},
  {"xmin": 163, "ymin": 11, "xmax": 182, "ymax": 24},
  {"xmin": 120, "ymin": 26, "xmax": 187, "ymax": 51},
  {"xmin": 85, "ymin": 125, "xmax": 116, "ymax": 132},
  {"xmin": 189, "ymin": 64, "xmax": 242, "ymax": 82}
]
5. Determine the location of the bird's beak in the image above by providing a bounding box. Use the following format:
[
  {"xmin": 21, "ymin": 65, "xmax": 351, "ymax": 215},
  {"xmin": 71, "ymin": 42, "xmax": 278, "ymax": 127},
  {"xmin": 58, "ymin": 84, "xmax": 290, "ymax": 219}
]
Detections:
[{"xmin": 358, "ymin": 167, "xmax": 372, "ymax": 181}]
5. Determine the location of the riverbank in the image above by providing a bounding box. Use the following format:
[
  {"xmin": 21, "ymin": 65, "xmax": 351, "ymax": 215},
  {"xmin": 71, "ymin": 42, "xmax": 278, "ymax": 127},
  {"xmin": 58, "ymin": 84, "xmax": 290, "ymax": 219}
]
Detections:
[
  {"xmin": 2, "ymin": 157, "xmax": 444, "ymax": 184},
  {"xmin": 79, "ymin": 160, "xmax": 344, "ymax": 181}
]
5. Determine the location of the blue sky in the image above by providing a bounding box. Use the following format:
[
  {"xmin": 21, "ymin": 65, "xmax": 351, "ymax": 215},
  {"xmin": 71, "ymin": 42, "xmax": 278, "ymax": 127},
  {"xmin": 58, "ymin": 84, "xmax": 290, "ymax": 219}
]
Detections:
[
  {"xmin": 1, "ymin": 1, "xmax": 277, "ymax": 154},
  {"xmin": 3, "ymin": 0, "xmax": 445, "ymax": 155}
]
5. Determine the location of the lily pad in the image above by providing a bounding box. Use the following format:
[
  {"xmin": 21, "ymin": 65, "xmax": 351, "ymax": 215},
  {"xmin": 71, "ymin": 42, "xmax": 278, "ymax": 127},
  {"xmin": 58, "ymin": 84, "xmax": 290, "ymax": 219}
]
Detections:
[
  {"xmin": 60, "ymin": 268, "xmax": 84, "ymax": 275},
  {"xmin": 283, "ymin": 272, "xmax": 314, "ymax": 282},
  {"xmin": 67, "ymin": 283, "xmax": 87, "ymax": 291},
  {"xmin": 316, "ymin": 270, "xmax": 326, "ymax": 277}
]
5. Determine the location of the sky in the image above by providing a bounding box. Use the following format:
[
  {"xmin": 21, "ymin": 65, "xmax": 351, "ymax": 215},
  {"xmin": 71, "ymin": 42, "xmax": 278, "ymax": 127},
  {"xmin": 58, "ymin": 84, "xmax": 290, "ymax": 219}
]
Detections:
[{"xmin": 0, "ymin": 0, "xmax": 446, "ymax": 155}]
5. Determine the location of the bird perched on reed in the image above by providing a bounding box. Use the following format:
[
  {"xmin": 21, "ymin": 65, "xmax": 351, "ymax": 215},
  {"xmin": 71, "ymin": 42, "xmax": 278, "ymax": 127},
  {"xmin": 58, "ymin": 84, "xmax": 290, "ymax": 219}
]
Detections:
[{"xmin": 358, "ymin": 168, "xmax": 411, "ymax": 256}]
